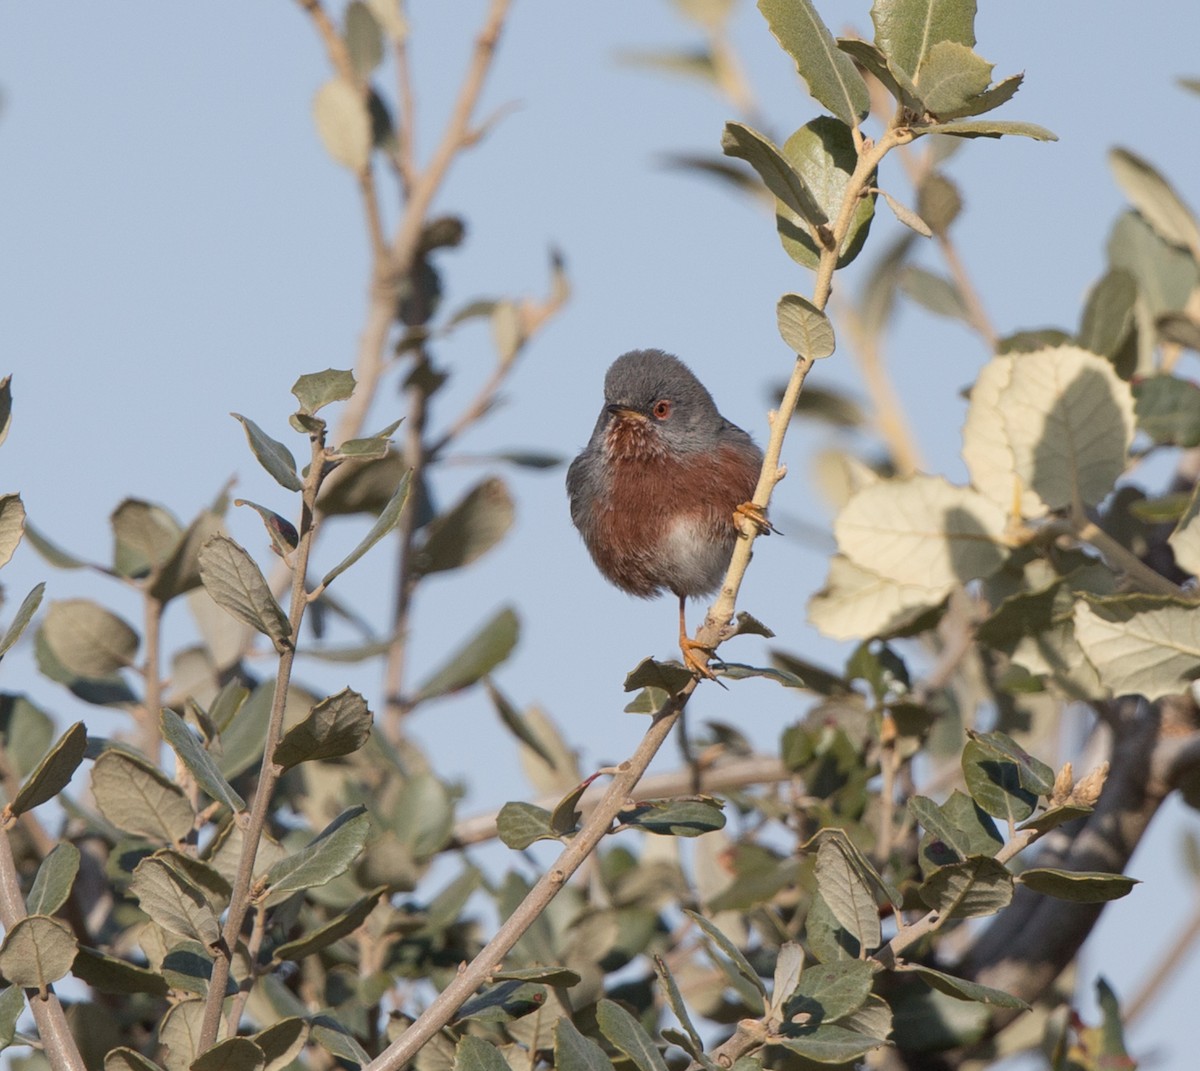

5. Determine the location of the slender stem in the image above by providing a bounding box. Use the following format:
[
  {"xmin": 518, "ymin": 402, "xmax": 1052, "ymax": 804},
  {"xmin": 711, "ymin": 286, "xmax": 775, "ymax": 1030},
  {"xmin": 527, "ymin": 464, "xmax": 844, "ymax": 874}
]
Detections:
[
  {"xmin": 140, "ymin": 594, "xmax": 164, "ymax": 761},
  {"xmin": 382, "ymin": 354, "xmax": 432, "ymax": 731},
  {"xmin": 225, "ymin": 903, "xmax": 268, "ymax": 1036},
  {"xmin": 365, "ymin": 694, "xmax": 694, "ymax": 1071},
  {"xmin": 1070, "ymin": 512, "xmax": 1187, "ymax": 598},
  {"xmin": 198, "ymin": 443, "xmax": 326, "ymax": 1050},
  {"xmin": 699, "ymin": 129, "xmax": 907, "ymax": 649},
  {"xmin": 0, "ymin": 832, "xmax": 87, "ymax": 1071}
]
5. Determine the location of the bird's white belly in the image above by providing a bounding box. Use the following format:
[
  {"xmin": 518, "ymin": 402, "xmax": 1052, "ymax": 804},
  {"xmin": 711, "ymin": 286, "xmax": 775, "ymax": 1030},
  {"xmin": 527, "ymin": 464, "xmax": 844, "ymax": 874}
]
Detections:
[{"xmin": 659, "ymin": 513, "xmax": 730, "ymax": 597}]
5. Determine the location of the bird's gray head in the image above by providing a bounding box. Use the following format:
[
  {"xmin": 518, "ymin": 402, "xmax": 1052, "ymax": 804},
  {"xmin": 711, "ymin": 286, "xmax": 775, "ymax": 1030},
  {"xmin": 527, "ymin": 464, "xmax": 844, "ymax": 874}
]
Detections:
[{"xmin": 597, "ymin": 349, "xmax": 723, "ymax": 454}]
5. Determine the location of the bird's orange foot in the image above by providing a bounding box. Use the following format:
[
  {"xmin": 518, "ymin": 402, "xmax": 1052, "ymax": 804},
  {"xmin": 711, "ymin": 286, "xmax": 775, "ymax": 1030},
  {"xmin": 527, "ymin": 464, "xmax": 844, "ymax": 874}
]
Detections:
[
  {"xmin": 680, "ymin": 634, "xmax": 718, "ymax": 680},
  {"xmin": 734, "ymin": 501, "xmax": 775, "ymax": 536}
]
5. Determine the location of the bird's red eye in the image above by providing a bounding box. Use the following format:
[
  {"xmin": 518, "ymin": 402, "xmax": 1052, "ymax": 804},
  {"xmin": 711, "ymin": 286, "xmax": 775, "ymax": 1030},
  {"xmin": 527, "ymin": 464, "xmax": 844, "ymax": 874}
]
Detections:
[{"xmin": 652, "ymin": 399, "xmax": 672, "ymax": 420}]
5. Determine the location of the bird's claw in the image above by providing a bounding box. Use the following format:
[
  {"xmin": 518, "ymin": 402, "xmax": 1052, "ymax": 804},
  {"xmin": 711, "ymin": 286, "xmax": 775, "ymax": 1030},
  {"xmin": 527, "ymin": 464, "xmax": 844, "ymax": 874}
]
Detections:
[
  {"xmin": 680, "ymin": 635, "xmax": 718, "ymax": 681},
  {"xmin": 734, "ymin": 501, "xmax": 776, "ymax": 537}
]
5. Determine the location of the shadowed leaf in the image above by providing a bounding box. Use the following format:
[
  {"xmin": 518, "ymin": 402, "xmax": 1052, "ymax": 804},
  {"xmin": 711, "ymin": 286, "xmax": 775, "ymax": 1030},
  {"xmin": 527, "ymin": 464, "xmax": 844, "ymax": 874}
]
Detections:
[
  {"xmin": 1018, "ymin": 868, "xmax": 1139, "ymax": 902},
  {"xmin": 416, "ymin": 477, "xmax": 515, "ymax": 576},
  {"xmin": 26, "ymin": 842, "xmax": 80, "ymax": 916},
  {"xmin": 0, "ymin": 582, "xmax": 44, "ymax": 661},
  {"xmin": 413, "ymin": 606, "xmax": 519, "ymax": 703},
  {"xmin": 273, "ymin": 687, "xmax": 373, "ymax": 769},
  {"xmin": 199, "ymin": 536, "xmax": 292, "ymax": 647},
  {"xmin": 9, "ymin": 720, "xmax": 87, "ymax": 817},
  {"xmin": 92, "ymin": 748, "xmax": 195, "ymax": 842},
  {"xmin": 232, "ymin": 414, "xmax": 304, "ymax": 492},
  {"xmin": 320, "ymin": 470, "xmax": 411, "ymax": 588},
  {"xmin": 262, "ymin": 807, "xmax": 369, "ymax": 906},
  {"xmin": 160, "ymin": 708, "xmax": 245, "ymax": 812}
]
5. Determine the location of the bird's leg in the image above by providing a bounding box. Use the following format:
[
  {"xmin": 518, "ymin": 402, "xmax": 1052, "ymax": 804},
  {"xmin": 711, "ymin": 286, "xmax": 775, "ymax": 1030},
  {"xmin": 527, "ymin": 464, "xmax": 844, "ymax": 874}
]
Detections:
[
  {"xmin": 678, "ymin": 594, "xmax": 717, "ymax": 680},
  {"xmin": 734, "ymin": 501, "xmax": 776, "ymax": 536}
]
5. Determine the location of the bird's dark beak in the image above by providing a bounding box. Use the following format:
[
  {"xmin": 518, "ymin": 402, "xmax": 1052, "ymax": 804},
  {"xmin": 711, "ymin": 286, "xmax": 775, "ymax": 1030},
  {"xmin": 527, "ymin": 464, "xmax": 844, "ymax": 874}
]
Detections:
[{"xmin": 605, "ymin": 403, "xmax": 646, "ymax": 422}]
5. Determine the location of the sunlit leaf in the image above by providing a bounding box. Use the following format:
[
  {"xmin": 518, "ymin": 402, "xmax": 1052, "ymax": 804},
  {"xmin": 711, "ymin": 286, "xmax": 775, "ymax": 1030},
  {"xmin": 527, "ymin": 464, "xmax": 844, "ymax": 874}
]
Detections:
[
  {"xmin": 776, "ymin": 294, "xmax": 836, "ymax": 358},
  {"xmin": 91, "ymin": 748, "xmax": 195, "ymax": 843},
  {"xmin": 313, "ymin": 79, "xmax": 372, "ymax": 172},
  {"xmin": 1110, "ymin": 147, "xmax": 1200, "ymax": 254},
  {"xmin": 41, "ymin": 599, "xmax": 138, "ymax": 678},
  {"xmin": 130, "ymin": 856, "xmax": 221, "ymax": 947},
  {"xmin": 262, "ymin": 807, "xmax": 369, "ymax": 906},
  {"xmin": 871, "ymin": 0, "xmax": 976, "ymax": 78},
  {"xmin": 1017, "ymin": 868, "xmax": 1139, "ymax": 902},
  {"xmin": 0, "ymin": 494, "xmax": 24, "ymax": 570},
  {"xmin": 757, "ymin": 0, "xmax": 869, "ymax": 125}
]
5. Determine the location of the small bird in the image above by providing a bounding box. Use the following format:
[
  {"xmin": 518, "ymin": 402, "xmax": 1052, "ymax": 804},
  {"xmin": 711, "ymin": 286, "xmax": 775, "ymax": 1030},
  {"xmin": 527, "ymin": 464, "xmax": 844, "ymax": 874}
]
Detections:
[{"xmin": 567, "ymin": 349, "xmax": 767, "ymax": 678}]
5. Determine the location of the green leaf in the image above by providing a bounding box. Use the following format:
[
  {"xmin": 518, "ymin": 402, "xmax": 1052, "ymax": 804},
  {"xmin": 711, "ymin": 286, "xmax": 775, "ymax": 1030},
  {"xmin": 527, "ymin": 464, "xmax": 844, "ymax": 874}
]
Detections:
[
  {"xmin": 0, "ymin": 376, "xmax": 10, "ymax": 450},
  {"xmin": 550, "ymin": 780, "xmax": 587, "ymax": 836},
  {"xmin": 757, "ymin": 0, "xmax": 869, "ymax": 124},
  {"xmin": 345, "ymin": 1, "xmax": 383, "ymax": 78},
  {"xmin": 1074, "ymin": 593, "xmax": 1200, "ymax": 700},
  {"xmin": 965, "ymin": 730, "xmax": 1054, "ymax": 794},
  {"xmin": 871, "ymin": 0, "xmax": 976, "ymax": 78},
  {"xmin": 22, "ymin": 520, "xmax": 91, "ymax": 570},
  {"xmin": 900, "ymin": 962, "xmax": 1028, "ymax": 1008},
  {"xmin": 273, "ymin": 888, "xmax": 384, "ymax": 962},
  {"xmin": 1078, "ymin": 269, "xmax": 1137, "ymax": 359},
  {"xmin": 493, "ymin": 966, "xmax": 582, "ymax": 986},
  {"xmin": 253, "ymin": 1019, "xmax": 309, "ymax": 1071},
  {"xmin": 261, "ymin": 806, "xmax": 369, "ymax": 906},
  {"xmin": 1110, "ymin": 147, "xmax": 1200, "ymax": 254},
  {"xmin": 0, "ymin": 984, "xmax": 22, "ymax": 1049},
  {"xmin": 878, "ymin": 190, "xmax": 932, "ymax": 237},
  {"xmin": 392, "ymin": 771, "xmax": 454, "ymax": 858},
  {"xmin": 292, "ymin": 369, "xmax": 356, "ymax": 414},
  {"xmin": 160, "ymin": 708, "xmax": 245, "ymax": 812},
  {"xmin": 919, "ymin": 855, "xmax": 1013, "ymax": 918},
  {"xmin": 770, "ymin": 941, "xmax": 806, "ymax": 1017},
  {"xmin": 899, "ymin": 265, "xmax": 972, "ymax": 323},
  {"xmin": 1170, "ymin": 483, "xmax": 1200, "ymax": 577},
  {"xmin": 198, "ymin": 535, "xmax": 292, "ymax": 648},
  {"xmin": 416, "ymin": 477, "xmax": 515, "ymax": 576},
  {"xmin": 721, "ymin": 122, "xmax": 826, "ymax": 226},
  {"xmin": 496, "ymin": 802, "xmax": 557, "ymax": 849},
  {"xmin": 620, "ymin": 797, "xmax": 726, "ymax": 837},
  {"xmin": 623, "ymin": 657, "xmax": 694, "ymax": 695},
  {"xmin": 1017, "ymin": 867, "xmax": 1139, "ymax": 903},
  {"xmin": 486, "ymin": 680, "xmax": 557, "ymax": 768},
  {"xmin": 655, "ymin": 956, "xmax": 710, "ymax": 1064},
  {"xmin": 273, "ymin": 687, "xmax": 372, "ymax": 769},
  {"xmin": 915, "ymin": 41, "xmax": 992, "ymax": 116},
  {"xmin": 776, "ymin": 118, "xmax": 876, "ymax": 271},
  {"xmin": 789, "ymin": 959, "xmax": 876, "ymax": 1023},
  {"xmin": 0, "ymin": 914, "xmax": 77, "ymax": 989},
  {"xmin": 776, "ymin": 1024, "xmax": 887, "ymax": 1064},
  {"xmin": 103, "ymin": 1048, "xmax": 165, "ymax": 1071},
  {"xmin": 130, "ymin": 856, "xmax": 221, "ymax": 946},
  {"xmin": 110, "ymin": 498, "xmax": 182, "ymax": 579},
  {"xmin": 834, "ymin": 474, "xmax": 1007, "ymax": 592},
  {"xmin": 910, "ymin": 791, "xmax": 1002, "ymax": 868},
  {"xmin": 0, "ymin": 582, "xmax": 44, "ymax": 661},
  {"xmin": 1134, "ymin": 375, "xmax": 1200, "ymax": 447},
  {"xmin": 74, "ymin": 946, "xmax": 169, "ymax": 997},
  {"xmin": 26, "ymin": 843, "xmax": 79, "ymax": 918},
  {"xmin": 9, "ymin": 720, "xmax": 86, "ymax": 817},
  {"xmin": 836, "ymin": 38, "xmax": 923, "ymax": 112},
  {"xmin": 814, "ymin": 835, "xmax": 882, "ymax": 950},
  {"xmin": 91, "ymin": 748, "xmax": 195, "ymax": 842},
  {"xmin": 0, "ymin": 494, "xmax": 24, "ymax": 570},
  {"xmin": 41, "ymin": 599, "xmax": 139, "ymax": 678},
  {"xmin": 962, "ymin": 737, "xmax": 1039, "ymax": 824},
  {"xmin": 191, "ymin": 1038, "xmax": 266, "ymax": 1071},
  {"xmin": 685, "ymin": 909, "xmax": 768, "ymax": 1003},
  {"xmin": 233, "ymin": 499, "xmax": 299, "ymax": 559},
  {"xmin": 232, "ymin": 414, "xmax": 304, "ymax": 493},
  {"xmin": 454, "ymin": 1036, "xmax": 514, "ymax": 1071},
  {"xmin": 313, "ymin": 78, "xmax": 371, "ymax": 172},
  {"xmin": 597, "ymin": 998, "xmax": 670, "ymax": 1071},
  {"xmin": 776, "ymin": 294, "xmax": 836, "ymax": 359},
  {"xmin": 148, "ymin": 507, "xmax": 225, "ymax": 605},
  {"xmin": 413, "ymin": 606, "xmax": 519, "ymax": 703},
  {"xmin": 554, "ymin": 1018, "xmax": 614, "ymax": 1071},
  {"xmin": 1109, "ymin": 210, "xmax": 1198, "ymax": 321},
  {"xmin": 457, "ymin": 980, "xmax": 547, "ymax": 1024},
  {"xmin": 320, "ymin": 470, "xmax": 411, "ymax": 588},
  {"xmin": 1016, "ymin": 802, "xmax": 1094, "ymax": 835},
  {"xmin": 915, "ymin": 118, "xmax": 1058, "ymax": 141}
]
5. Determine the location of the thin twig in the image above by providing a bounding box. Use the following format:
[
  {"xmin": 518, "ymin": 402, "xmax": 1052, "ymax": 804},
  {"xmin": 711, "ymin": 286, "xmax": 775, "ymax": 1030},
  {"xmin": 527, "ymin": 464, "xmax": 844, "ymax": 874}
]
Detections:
[
  {"xmin": 0, "ymin": 830, "xmax": 86, "ymax": 1071},
  {"xmin": 198, "ymin": 437, "xmax": 326, "ymax": 1050},
  {"xmin": 365, "ymin": 694, "xmax": 695, "ymax": 1071}
]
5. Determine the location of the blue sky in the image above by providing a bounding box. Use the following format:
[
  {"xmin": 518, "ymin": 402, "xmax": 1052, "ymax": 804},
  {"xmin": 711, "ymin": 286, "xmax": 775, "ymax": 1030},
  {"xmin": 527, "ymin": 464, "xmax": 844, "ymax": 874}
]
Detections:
[{"xmin": 2, "ymin": 0, "xmax": 1199, "ymax": 1062}]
